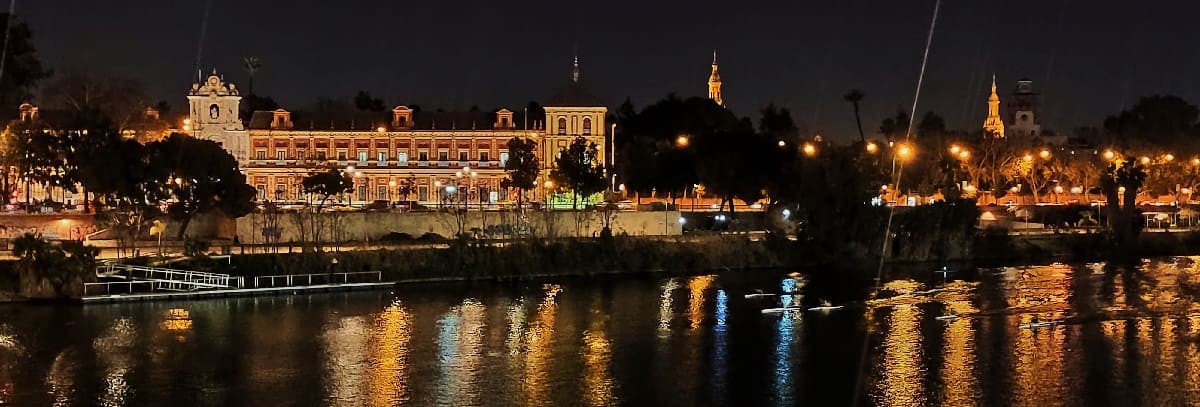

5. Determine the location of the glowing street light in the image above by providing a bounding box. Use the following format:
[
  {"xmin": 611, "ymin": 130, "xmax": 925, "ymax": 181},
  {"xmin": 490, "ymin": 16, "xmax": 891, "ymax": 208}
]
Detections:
[
  {"xmin": 675, "ymin": 135, "xmax": 690, "ymax": 147},
  {"xmin": 1103, "ymin": 150, "xmax": 1116, "ymax": 160},
  {"xmin": 1039, "ymin": 149, "xmax": 1051, "ymax": 160},
  {"xmin": 802, "ymin": 142, "xmax": 817, "ymax": 156},
  {"xmin": 1054, "ymin": 185, "xmax": 1064, "ymax": 194},
  {"xmin": 895, "ymin": 143, "xmax": 914, "ymax": 161},
  {"xmin": 1023, "ymin": 153, "xmax": 1034, "ymax": 162},
  {"xmin": 1164, "ymin": 153, "xmax": 1175, "ymax": 162},
  {"xmin": 1070, "ymin": 186, "xmax": 1083, "ymax": 194},
  {"xmin": 950, "ymin": 144, "xmax": 961, "ymax": 154},
  {"xmin": 865, "ymin": 141, "xmax": 878, "ymax": 153},
  {"xmin": 1141, "ymin": 156, "xmax": 1151, "ymax": 165},
  {"xmin": 777, "ymin": 140, "xmax": 786, "ymax": 148},
  {"xmin": 1193, "ymin": 157, "xmax": 1200, "ymax": 166}
]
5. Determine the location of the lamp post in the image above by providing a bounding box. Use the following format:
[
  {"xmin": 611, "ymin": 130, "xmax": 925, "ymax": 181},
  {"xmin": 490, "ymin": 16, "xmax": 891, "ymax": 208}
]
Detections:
[{"xmin": 610, "ymin": 123, "xmax": 617, "ymax": 191}]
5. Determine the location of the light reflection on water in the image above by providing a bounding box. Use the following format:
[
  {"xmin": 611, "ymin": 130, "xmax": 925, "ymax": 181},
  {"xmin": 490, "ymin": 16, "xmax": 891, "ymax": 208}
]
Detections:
[{"xmin": 8, "ymin": 258, "xmax": 1200, "ymax": 405}]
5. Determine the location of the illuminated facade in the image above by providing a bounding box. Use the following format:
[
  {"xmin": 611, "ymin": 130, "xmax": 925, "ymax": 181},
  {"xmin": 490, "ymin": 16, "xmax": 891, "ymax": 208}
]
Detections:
[
  {"xmin": 708, "ymin": 51, "xmax": 724, "ymax": 106},
  {"xmin": 190, "ymin": 60, "xmax": 606, "ymax": 206},
  {"xmin": 982, "ymin": 75, "xmax": 1005, "ymax": 138}
]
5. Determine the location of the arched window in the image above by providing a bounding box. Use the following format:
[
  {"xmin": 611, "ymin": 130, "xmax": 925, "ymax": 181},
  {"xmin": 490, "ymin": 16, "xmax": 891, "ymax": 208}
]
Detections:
[
  {"xmin": 582, "ymin": 117, "xmax": 592, "ymax": 135},
  {"xmin": 557, "ymin": 117, "xmax": 567, "ymax": 135}
]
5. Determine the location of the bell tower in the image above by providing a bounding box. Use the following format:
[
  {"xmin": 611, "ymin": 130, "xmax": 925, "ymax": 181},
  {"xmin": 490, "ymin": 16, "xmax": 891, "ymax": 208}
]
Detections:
[
  {"xmin": 187, "ymin": 69, "xmax": 249, "ymax": 162},
  {"xmin": 982, "ymin": 75, "xmax": 1005, "ymax": 139},
  {"xmin": 708, "ymin": 50, "xmax": 724, "ymax": 107}
]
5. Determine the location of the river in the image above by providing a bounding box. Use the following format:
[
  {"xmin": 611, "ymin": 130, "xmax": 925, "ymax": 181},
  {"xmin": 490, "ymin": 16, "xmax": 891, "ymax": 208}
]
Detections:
[{"xmin": 1, "ymin": 257, "xmax": 1200, "ymax": 406}]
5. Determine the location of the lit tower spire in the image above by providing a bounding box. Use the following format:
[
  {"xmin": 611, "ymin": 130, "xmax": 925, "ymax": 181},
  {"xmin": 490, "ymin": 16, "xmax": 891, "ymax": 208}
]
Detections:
[
  {"xmin": 708, "ymin": 50, "xmax": 724, "ymax": 106},
  {"xmin": 572, "ymin": 54, "xmax": 581, "ymax": 83},
  {"xmin": 982, "ymin": 74, "xmax": 1005, "ymax": 138}
]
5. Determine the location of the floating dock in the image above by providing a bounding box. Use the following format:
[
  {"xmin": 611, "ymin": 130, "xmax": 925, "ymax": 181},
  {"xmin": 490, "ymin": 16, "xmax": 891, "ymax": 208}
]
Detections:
[
  {"xmin": 83, "ymin": 266, "xmax": 393, "ymax": 304},
  {"xmin": 81, "ymin": 281, "xmax": 394, "ymax": 303}
]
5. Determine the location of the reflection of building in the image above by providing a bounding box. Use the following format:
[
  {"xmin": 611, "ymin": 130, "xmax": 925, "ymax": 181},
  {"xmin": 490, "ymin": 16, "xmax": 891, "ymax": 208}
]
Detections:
[
  {"xmin": 190, "ymin": 58, "xmax": 606, "ymax": 205},
  {"xmin": 1006, "ymin": 78, "xmax": 1041, "ymax": 139},
  {"xmin": 982, "ymin": 75, "xmax": 1005, "ymax": 139}
]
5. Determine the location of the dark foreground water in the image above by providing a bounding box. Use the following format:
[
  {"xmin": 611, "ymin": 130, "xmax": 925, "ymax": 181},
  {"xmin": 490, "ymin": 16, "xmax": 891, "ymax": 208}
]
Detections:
[{"xmin": 3, "ymin": 258, "xmax": 1200, "ymax": 406}]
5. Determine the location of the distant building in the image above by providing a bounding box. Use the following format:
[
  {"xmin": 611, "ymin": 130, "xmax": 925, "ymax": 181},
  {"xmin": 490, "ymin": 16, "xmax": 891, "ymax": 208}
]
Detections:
[
  {"xmin": 708, "ymin": 51, "xmax": 724, "ymax": 107},
  {"xmin": 1006, "ymin": 78, "xmax": 1041, "ymax": 139},
  {"xmin": 982, "ymin": 75, "xmax": 1006, "ymax": 139},
  {"xmin": 190, "ymin": 58, "xmax": 607, "ymax": 206}
]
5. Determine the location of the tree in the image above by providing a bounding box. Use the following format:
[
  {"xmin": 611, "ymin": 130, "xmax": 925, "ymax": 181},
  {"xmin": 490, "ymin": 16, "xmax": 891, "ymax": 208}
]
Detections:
[
  {"xmin": 242, "ymin": 56, "xmax": 262, "ymax": 95},
  {"xmin": 302, "ymin": 168, "xmax": 353, "ymax": 210},
  {"xmin": 0, "ymin": 14, "xmax": 51, "ymax": 124},
  {"xmin": 550, "ymin": 136, "xmax": 607, "ymax": 210},
  {"xmin": 1100, "ymin": 157, "xmax": 1147, "ymax": 251},
  {"xmin": 354, "ymin": 91, "xmax": 385, "ymax": 112},
  {"xmin": 149, "ymin": 133, "xmax": 257, "ymax": 239},
  {"xmin": 843, "ymin": 89, "xmax": 866, "ymax": 143},
  {"xmin": 499, "ymin": 137, "xmax": 539, "ymax": 210},
  {"xmin": 12, "ymin": 232, "xmax": 98, "ymax": 298},
  {"xmin": 695, "ymin": 125, "xmax": 773, "ymax": 214},
  {"xmin": 302, "ymin": 168, "xmax": 353, "ymax": 250},
  {"xmin": 41, "ymin": 71, "xmax": 152, "ymax": 133},
  {"xmin": 1103, "ymin": 95, "xmax": 1200, "ymax": 149}
]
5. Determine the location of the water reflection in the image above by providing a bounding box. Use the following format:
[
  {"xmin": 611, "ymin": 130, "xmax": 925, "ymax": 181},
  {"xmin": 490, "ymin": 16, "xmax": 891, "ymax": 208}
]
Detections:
[
  {"xmin": 94, "ymin": 318, "xmax": 138, "ymax": 407},
  {"xmin": 582, "ymin": 297, "xmax": 616, "ymax": 407},
  {"xmin": 369, "ymin": 300, "xmax": 412, "ymax": 406},
  {"xmin": 523, "ymin": 284, "xmax": 561, "ymax": 407},
  {"xmin": 437, "ymin": 299, "xmax": 485, "ymax": 407},
  {"xmin": 321, "ymin": 315, "xmax": 368, "ymax": 406},
  {"xmin": 12, "ymin": 259, "xmax": 1200, "ymax": 405}
]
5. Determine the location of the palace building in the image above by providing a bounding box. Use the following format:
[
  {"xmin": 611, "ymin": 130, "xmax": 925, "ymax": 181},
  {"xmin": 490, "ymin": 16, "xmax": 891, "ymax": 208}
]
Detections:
[{"xmin": 187, "ymin": 59, "xmax": 607, "ymax": 207}]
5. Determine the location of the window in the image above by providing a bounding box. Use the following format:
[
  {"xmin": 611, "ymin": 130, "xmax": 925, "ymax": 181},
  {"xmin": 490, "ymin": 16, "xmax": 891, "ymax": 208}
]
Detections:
[
  {"xmin": 276, "ymin": 150, "xmax": 286, "ymax": 161},
  {"xmin": 418, "ymin": 151, "xmax": 429, "ymax": 161},
  {"xmin": 337, "ymin": 151, "xmax": 347, "ymax": 161},
  {"xmin": 378, "ymin": 152, "xmax": 387, "ymax": 162},
  {"xmin": 438, "ymin": 151, "xmax": 449, "ymax": 161},
  {"xmin": 398, "ymin": 152, "xmax": 409, "ymax": 164},
  {"xmin": 459, "ymin": 151, "xmax": 468, "ymax": 162},
  {"xmin": 583, "ymin": 117, "xmax": 592, "ymax": 135},
  {"xmin": 557, "ymin": 117, "xmax": 567, "ymax": 135},
  {"xmin": 418, "ymin": 186, "xmax": 429, "ymax": 202},
  {"xmin": 501, "ymin": 117, "xmax": 509, "ymax": 127},
  {"xmin": 357, "ymin": 151, "xmax": 368, "ymax": 162},
  {"xmin": 377, "ymin": 186, "xmax": 388, "ymax": 200},
  {"xmin": 398, "ymin": 116, "xmax": 407, "ymax": 126},
  {"xmin": 479, "ymin": 151, "xmax": 490, "ymax": 161},
  {"xmin": 256, "ymin": 150, "xmax": 266, "ymax": 160},
  {"xmin": 499, "ymin": 152, "xmax": 510, "ymax": 166},
  {"xmin": 275, "ymin": 185, "xmax": 285, "ymax": 200},
  {"xmin": 357, "ymin": 185, "xmax": 367, "ymax": 201},
  {"xmin": 317, "ymin": 151, "xmax": 327, "ymax": 160},
  {"xmin": 255, "ymin": 185, "xmax": 266, "ymax": 200}
]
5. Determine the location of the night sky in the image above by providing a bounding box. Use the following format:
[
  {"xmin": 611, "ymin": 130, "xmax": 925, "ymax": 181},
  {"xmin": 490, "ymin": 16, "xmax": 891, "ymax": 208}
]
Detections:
[{"xmin": 20, "ymin": 0, "xmax": 1200, "ymax": 141}]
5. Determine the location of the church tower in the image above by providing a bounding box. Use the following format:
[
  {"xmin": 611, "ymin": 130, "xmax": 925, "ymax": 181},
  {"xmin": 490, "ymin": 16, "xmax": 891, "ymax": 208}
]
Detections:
[
  {"xmin": 708, "ymin": 51, "xmax": 724, "ymax": 107},
  {"xmin": 188, "ymin": 69, "xmax": 249, "ymax": 162},
  {"xmin": 1007, "ymin": 78, "xmax": 1041, "ymax": 138},
  {"xmin": 982, "ymin": 75, "xmax": 1005, "ymax": 139}
]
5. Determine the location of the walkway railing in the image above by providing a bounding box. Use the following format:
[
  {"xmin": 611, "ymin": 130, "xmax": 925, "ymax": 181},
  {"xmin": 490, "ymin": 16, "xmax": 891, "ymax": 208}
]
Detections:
[
  {"xmin": 95, "ymin": 264, "xmax": 243, "ymax": 291},
  {"xmin": 252, "ymin": 271, "xmax": 382, "ymax": 288}
]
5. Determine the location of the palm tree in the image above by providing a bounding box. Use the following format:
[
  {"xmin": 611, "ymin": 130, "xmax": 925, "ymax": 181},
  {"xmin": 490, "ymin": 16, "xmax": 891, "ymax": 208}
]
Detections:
[
  {"xmin": 242, "ymin": 57, "xmax": 262, "ymax": 95},
  {"xmin": 843, "ymin": 89, "xmax": 866, "ymax": 143}
]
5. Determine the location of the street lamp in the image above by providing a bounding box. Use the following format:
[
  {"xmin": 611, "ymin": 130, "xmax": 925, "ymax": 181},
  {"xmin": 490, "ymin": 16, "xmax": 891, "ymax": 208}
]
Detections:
[
  {"xmin": 950, "ymin": 144, "xmax": 961, "ymax": 154},
  {"xmin": 895, "ymin": 143, "xmax": 914, "ymax": 161},
  {"xmin": 802, "ymin": 142, "xmax": 816, "ymax": 156},
  {"xmin": 1141, "ymin": 156, "xmax": 1151, "ymax": 165},
  {"xmin": 1103, "ymin": 150, "xmax": 1116, "ymax": 160},
  {"xmin": 778, "ymin": 140, "xmax": 787, "ymax": 148},
  {"xmin": 1039, "ymin": 149, "xmax": 1051, "ymax": 160},
  {"xmin": 675, "ymin": 135, "xmax": 689, "ymax": 147},
  {"xmin": 610, "ymin": 123, "xmax": 617, "ymax": 191},
  {"xmin": 865, "ymin": 141, "xmax": 878, "ymax": 153}
]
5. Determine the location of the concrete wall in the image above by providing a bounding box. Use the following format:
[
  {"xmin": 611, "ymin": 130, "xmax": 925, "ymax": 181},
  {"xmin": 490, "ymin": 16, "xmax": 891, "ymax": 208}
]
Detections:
[{"xmin": 231, "ymin": 210, "xmax": 683, "ymax": 244}]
